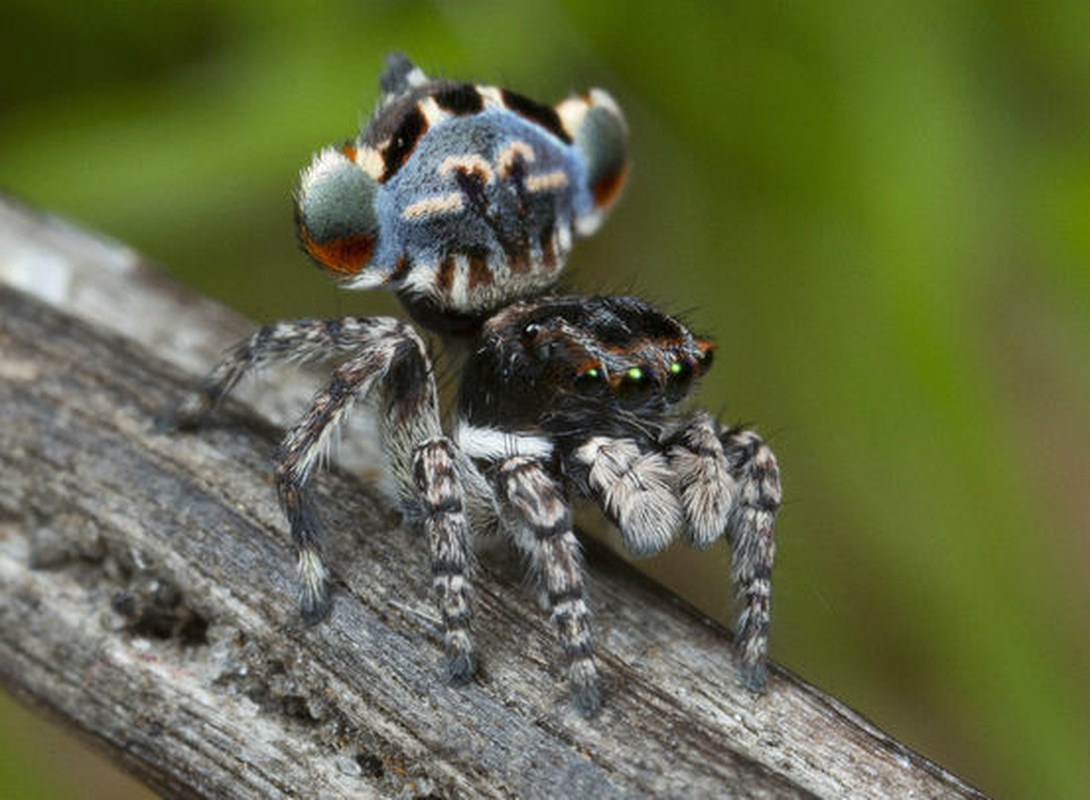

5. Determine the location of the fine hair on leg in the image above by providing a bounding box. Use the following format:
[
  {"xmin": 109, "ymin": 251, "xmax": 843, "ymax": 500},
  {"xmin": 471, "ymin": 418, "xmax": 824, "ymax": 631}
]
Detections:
[
  {"xmin": 412, "ymin": 437, "xmax": 477, "ymax": 682},
  {"xmin": 496, "ymin": 456, "xmax": 600, "ymax": 716}
]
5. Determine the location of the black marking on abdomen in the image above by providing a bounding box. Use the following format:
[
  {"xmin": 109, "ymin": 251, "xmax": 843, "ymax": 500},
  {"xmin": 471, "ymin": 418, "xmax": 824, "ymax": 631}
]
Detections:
[
  {"xmin": 382, "ymin": 106, "xmax": 428, "ymax": 182},
  {"xmin": 434, "ymin": 83, "xmax": 485, "ymax": 115},
  {"xmin": 501, "ymin": 89, "xmax": 572, "ymax": 144}
]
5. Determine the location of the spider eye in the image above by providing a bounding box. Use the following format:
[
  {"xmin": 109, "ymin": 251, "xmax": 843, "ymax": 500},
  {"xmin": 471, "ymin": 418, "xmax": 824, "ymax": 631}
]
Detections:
[
  {"xmin": 617, "ymin": 365, "xmax": 653, "ymax": 405},
  {"xmin": 665, "ymin": 359, "xmax": 694, "ymax": 401},
  {"xmin": 697, "ymin": 344, "xmax": 714, "ymax": 371},
  {"xmin": 574, "ymin": 365, "xmax": 607, "ymax": 394}
]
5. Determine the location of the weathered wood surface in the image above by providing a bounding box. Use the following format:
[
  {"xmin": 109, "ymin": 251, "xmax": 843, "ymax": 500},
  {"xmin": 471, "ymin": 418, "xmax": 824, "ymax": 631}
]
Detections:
[{"xmin": 0, "ymin": 196, "xmax": 987, "ymax": 799}]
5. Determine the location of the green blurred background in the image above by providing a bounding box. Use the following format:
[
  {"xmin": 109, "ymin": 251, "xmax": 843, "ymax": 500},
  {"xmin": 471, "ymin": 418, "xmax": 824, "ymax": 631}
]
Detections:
[{"xmin": 2, "ymin": 1, "xmax": 1088, "ymax": 797}]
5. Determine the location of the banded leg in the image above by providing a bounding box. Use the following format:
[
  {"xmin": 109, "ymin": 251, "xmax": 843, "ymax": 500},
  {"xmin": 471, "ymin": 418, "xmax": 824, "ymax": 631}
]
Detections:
[
  {"xmin": 276, "ymin": 350, "xmax": 389, "ymax": 622},
  {"xmin": 572, "ymin": 436, "xmax": 683, "ymax": 556},
  {"xmin": 497, "ymin": 457, "xmax": 599, "ymax": 716},
  {"xmin": 667, "ymin": 413, "xmax": 781, "ymax": 691},
  {"xmin": 412, "ymin": 438, "xmax": 476, "ymax": 682},
  {"xmin": 721, "ymin": 426, "xmax": 780, "ymax": 691},
  {"xmin": 270, "ymin": 322, "xmax": 441, "ymax": 623},
  {"xmin": 171, "ymin": 317, "xmax": 391, "ymax": 428}
]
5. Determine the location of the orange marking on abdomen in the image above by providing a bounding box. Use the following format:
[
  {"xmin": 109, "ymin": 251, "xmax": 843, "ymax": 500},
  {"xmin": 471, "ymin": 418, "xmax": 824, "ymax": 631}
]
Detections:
[
  {"xmin": 467, "ymin": 254, "xmax": 493, "ymax": 288},
  {"xmin": 300, "ymin": 228, "xmax": 375, "ymax": 277},
  {"xmin": 593, "ymin": 164, "xmax": 628, "ymax": 209}
]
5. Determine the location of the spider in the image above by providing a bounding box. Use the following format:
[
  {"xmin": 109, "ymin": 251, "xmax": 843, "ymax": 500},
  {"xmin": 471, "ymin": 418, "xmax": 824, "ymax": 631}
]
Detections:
[{"xmin": 173, "ymin": 54, "xmax": 781, "ymax": 716}]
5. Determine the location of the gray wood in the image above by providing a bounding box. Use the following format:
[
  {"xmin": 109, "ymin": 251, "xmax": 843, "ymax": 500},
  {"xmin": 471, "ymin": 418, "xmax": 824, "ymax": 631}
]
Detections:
[{"xmin": 0, "ymin": 196, "xmax": 987, "ymax": 799}]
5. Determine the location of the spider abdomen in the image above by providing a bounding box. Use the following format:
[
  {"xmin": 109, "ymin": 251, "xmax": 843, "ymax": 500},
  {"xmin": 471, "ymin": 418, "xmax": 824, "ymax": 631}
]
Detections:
[{"xmin": 295, "ymin": 55, "xmax": 628, "ymax": 332}]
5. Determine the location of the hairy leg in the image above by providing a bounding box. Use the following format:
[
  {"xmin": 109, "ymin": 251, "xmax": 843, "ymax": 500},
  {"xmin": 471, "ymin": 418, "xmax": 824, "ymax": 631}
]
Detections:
[
  {"xmin": 187, "ymin": 318, "xmax": 442, "ymax": 623},
  {"xmin": 412, "ymin": 437, "xmax": 476, "ymax": 682},
  {"xmin": 172, "ymin": 317, "xmax": 397, "ymax": 428},
  {"xmin": 720, "ymin": 426, "xmax": 780, "ymax": 690},
  {"xmin": 275, "ymin": 350, "xmax": 388, "ymax": 622},
  {"xmin": 668, "ymin": 413, "xmax": 781, "ymax": 691},
  {"xmin": 496, "ymin": 456, "xmax": 599, "ymax": 716}
]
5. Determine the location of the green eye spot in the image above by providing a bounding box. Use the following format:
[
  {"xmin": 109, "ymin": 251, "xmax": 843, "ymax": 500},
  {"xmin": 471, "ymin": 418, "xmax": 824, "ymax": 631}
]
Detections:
[
  {"xmin": 618, "ymin": 365, "xmax": 652, "ymax": 405},
  {"xmin": 575, "ymin": 365, "xmax": 606, "ymax": 394},
  {"xmin": 666, "ymin": 359, "xmax": 694, "ymax": 402}
]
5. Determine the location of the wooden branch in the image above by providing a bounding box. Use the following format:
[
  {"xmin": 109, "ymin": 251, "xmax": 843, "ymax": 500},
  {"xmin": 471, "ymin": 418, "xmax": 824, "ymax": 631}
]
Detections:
[{"xmin": 0, "ymin": 195, "xmax": 985, "ymax": 799}]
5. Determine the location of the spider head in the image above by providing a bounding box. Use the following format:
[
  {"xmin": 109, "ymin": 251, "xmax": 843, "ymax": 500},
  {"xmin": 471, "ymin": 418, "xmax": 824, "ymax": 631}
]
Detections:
[{"xmin": 461, "ymin": 296, "xmax": 712, "ymax": 438}]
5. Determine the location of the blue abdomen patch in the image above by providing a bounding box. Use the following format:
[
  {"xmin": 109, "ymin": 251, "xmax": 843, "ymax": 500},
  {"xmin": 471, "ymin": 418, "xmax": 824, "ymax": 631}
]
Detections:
[{"xmin": 295, "ymin": 54, "xmax": 628, "ymax": 330}]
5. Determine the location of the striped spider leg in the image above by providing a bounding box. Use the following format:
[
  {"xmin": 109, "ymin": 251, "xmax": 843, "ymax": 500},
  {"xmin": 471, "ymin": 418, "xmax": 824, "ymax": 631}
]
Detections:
[{"xmin": 172, "ymin": 317, "xmax": 483, "ymax": 678}]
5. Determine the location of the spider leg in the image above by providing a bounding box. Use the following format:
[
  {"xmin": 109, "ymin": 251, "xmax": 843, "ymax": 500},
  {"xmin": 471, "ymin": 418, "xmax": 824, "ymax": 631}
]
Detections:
[
  {"xmin": 275, "ymin": 348, "xmax": 391, "ymax": 622},
  {"xmin": 171, "ymin": 318, "xmax": 382, "ymax": 429},
  {"xmin": 667, "ymin": 412, "xmax": 781, "ymax": 691},
  {"xmin": 412, "ymin": 437, "xmax": 476, "ymax": 682},
  {"xmin": 496, "ymin": 456, "xmax": 599, "ymax": 716},
  {"xmin": 247, "ymin": 319, "xmax": 441, "ymax": 623},
  {"xmin": 571, "ymin": 436, "xmax": 683, "ymax": 556}
]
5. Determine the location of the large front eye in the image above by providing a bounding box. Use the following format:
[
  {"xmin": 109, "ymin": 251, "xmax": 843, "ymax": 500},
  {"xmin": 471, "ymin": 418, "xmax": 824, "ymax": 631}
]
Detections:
[
  {"xmin": 665, "ymin": 359, "xmax": 694, "ymax": 402},
  {"xmin": 617, "ymin": 365, "xmax": 653, "ymax": 405},
  {"xmin": 575, "ymin": 365, "xmax": 607, "ymax": 395}
]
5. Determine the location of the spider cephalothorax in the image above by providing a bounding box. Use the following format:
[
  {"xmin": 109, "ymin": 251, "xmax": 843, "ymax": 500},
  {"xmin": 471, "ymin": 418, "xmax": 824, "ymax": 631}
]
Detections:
[
  {"xmin": 459, "ymin": 295, "xmax": 714, "ymax": 434},
  {"xmin": 175, "ymin": 54, "xmax": 780, "ymax": 716}
]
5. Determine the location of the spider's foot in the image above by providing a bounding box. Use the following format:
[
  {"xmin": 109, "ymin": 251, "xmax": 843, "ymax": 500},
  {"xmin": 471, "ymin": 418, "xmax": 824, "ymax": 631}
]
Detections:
[
  {"xmin": 153, "ymin": 413, "xmax": 183, "ymax": 434},
  {"xmin": 160, "ymin": 392, "xmax": 215, "ymax": 433},
  {"xmin": 569, "ymin": 659, "xmax": 601, "ymax": 718},
  {"xmin": 737, "ymin": 652, "xmax": 768, "ymax": 694},
  {"xmin": 298, "ymin": 590, "xmax": 332, "ymax": 625},
  {"xmin": 296, "ymin": 550, "xmax": 332, "ymax": 624},
  {"xmin": 443, "ymin": 626, "xmax": 477, "ymax": 683},
  {"xmin": 444, "ymin": 648, "xmax": 477, "ymax": 685},
  {"xmin": 155, "ymin": 402, "xmax": 202, "ymax": 433}
]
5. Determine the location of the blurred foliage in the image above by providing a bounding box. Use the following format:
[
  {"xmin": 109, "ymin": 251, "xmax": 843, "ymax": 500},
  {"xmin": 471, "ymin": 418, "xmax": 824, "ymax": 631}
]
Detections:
[{"xmin": 2, "ymin": 1, "xmax": 1089, "ymax": 798}]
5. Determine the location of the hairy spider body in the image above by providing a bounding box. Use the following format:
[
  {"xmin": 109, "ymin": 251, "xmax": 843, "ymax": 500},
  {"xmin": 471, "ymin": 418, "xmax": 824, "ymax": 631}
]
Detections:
[{"xmin": 175, "ymin": 55, "xmax": 780, "ymax": 716}]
